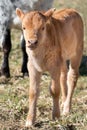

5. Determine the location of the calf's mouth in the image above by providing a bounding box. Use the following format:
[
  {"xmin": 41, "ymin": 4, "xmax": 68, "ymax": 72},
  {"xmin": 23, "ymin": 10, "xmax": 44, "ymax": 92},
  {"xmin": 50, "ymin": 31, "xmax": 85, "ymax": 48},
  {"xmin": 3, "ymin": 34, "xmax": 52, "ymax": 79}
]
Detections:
[{"xmin": 26, "ymin": 43, "xmax": 37, "ymax": 50}]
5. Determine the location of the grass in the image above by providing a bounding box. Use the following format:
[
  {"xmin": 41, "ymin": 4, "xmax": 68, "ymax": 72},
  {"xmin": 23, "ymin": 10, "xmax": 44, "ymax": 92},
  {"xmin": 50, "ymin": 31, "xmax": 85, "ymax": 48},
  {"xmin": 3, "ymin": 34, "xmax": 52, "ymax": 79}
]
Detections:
[{"xmin": 0, "ymin": 0, "xmax": 87, "ymax": 129}]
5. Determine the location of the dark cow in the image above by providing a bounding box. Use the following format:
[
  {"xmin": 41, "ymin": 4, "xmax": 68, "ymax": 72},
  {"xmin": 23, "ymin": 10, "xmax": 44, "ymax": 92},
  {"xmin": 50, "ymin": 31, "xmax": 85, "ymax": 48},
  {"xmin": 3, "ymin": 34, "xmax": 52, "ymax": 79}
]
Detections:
[{"xmin": 0, "ymin": 0, "xmax": 53, "ymax": 77}]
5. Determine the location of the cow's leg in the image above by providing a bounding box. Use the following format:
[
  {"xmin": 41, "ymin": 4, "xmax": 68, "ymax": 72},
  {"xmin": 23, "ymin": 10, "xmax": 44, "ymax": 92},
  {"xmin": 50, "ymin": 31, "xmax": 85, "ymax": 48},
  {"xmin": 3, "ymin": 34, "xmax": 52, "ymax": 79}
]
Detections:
[
  {"xmin": 0, "ymin": 29, "xmax": 11, "ymax": 78},
  {"xmin": 63, "ymin": 52, "xmax": 82, "ymax": 115},
  {"xmin": 50, "ymin": 68, "xmax": 61, "ymax": 119},
  {"xmin": 21, "ymin": 35, "xmax": 28, "ymax": 76},
  {"xmin": 60, "ymin": 61, "xmax": 67, "ymax": 107},
  {"xmin": 26, "ymin": 62, "xmax": 41, "ymax": 127}
]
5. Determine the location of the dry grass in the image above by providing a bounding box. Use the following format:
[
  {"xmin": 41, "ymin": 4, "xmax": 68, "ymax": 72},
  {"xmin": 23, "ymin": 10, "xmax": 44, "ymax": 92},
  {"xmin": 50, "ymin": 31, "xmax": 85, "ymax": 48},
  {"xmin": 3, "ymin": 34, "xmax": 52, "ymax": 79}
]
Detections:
[{"xmin": 0, "ymin": 0, "xmax": 87, "ymax": 130}]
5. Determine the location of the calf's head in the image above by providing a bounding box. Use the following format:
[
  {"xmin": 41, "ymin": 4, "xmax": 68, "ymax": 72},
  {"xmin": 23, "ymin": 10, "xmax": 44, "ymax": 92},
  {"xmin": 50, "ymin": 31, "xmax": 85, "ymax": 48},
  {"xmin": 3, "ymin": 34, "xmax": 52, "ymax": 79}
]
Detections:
[{"xmin": 16, "ymin": 8, "xmax": 55, "ymax": 49}]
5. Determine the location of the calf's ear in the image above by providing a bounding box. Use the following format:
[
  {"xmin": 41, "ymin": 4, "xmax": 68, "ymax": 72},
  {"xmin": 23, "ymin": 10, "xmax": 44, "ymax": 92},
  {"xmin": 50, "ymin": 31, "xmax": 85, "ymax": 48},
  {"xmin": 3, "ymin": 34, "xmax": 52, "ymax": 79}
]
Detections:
[
  {"xmin": 16, "ymin": 8, "xmax": 25, "ymax": 20},
  {"xmin": 45, "ymin": 8, "xmax": 56, "ymax": 18}
]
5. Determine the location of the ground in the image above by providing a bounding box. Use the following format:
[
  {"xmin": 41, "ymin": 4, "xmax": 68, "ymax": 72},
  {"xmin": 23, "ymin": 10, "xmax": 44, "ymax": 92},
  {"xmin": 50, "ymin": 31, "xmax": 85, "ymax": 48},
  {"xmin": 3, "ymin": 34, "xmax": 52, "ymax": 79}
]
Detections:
[{"xmin": 0, "ymin": 0, "xmax": 87, "ymax": 130}]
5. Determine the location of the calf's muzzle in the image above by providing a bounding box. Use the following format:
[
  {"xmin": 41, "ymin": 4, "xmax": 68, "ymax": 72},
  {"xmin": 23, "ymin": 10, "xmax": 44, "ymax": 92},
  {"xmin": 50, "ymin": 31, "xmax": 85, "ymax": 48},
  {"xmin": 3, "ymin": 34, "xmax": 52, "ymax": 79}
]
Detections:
[
  {"xmin": 28, "ymin": 39, "xmax": 38, "ymax": 45},
  {"xmin": 26, "ymin": 39, "xmax": 38, "ymax": 49}
]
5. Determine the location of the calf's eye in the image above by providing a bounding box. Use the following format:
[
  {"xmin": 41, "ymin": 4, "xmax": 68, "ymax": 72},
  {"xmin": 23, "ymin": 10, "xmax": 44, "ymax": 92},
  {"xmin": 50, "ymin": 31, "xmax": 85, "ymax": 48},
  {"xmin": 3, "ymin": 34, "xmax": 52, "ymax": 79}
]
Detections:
[
  {"xmin": 23, "ymin": 27, "xmax": 26, "ymax": 30},
  {"xmin": 42, "ymin": 27, "xmax": 45, "ymax": 31}
]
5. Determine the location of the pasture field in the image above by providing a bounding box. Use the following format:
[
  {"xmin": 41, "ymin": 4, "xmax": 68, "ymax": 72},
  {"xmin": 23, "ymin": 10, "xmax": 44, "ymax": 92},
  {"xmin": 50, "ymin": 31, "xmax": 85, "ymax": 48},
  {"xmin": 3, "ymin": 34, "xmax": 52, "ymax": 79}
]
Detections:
[{"xmin": 0, "ymin": 0, "xmax": 87, "ymax": 129}]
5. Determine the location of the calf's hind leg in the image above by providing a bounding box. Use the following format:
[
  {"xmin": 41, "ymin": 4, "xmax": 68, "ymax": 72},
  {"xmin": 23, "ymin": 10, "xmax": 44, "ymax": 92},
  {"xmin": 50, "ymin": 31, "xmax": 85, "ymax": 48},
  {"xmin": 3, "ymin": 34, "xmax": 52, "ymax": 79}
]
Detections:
[
  {"xmin": 50, "ymin": 69, "xmax": 61, "ymax": 119},
  {"xmin": 63, "ymin": 53, "xmax": 83, "ymax": 115},
  {"xmin": 60, "ymin": 62, "xmax": 68, "ymax": 107}
]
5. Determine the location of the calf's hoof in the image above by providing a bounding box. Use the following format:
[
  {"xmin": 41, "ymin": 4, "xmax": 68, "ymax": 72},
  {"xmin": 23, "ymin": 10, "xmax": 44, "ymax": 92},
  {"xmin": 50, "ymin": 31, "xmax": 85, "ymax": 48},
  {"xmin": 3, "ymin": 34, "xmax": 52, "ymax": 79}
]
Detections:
[
  {"xmin": 52, "ymin": 111, "xmax": 60, "ymax": 120},
  {"xmin": 62, "ymin": 101, "xmax": 70, "ymax": 115},
  {"xmin": 25, "ymin": 120, "xmax": 33, "ymax": 128},
  {"xmin": 62, "ymin": 110, "xmax": 70, "ymax": 116}
]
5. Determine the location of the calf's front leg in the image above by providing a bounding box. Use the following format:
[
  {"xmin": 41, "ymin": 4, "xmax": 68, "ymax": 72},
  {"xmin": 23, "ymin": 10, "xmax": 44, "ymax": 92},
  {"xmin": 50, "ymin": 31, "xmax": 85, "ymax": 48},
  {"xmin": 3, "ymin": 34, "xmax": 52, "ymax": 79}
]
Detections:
[{"xmin": 26, "ymin": 62, "xmax": 41, "ymax": 127}]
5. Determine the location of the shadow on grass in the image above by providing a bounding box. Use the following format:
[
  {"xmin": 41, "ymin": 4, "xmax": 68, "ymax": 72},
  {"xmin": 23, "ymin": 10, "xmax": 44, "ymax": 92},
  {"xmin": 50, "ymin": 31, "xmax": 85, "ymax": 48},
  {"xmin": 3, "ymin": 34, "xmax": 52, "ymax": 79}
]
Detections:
[{"xmin": 34, "ymin": 121, "xmax": 76, "ymax": 130}]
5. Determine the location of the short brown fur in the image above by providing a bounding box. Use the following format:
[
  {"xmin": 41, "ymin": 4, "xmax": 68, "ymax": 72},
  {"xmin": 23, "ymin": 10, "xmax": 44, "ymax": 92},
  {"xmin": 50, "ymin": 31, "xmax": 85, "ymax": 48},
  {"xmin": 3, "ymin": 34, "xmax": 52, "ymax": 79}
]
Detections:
[{"xmin": 16, "ymin": 8, "xmax": 84, "ymax": 127}]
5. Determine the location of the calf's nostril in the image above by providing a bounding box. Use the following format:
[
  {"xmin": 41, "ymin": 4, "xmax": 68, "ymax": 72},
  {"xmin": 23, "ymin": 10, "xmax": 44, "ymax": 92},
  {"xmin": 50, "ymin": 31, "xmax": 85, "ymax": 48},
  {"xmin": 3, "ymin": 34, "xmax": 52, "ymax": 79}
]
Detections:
[
  {"xmin": 28, "ymin": 40, "xmax": 38, "ymax": 45},
  {"xmin": 28, "ymin": 40, "xmax": 31, "ymax": 44},
  {"xmin": 34, "ymin": 40, "xmax": 38, "ymax": 45}
]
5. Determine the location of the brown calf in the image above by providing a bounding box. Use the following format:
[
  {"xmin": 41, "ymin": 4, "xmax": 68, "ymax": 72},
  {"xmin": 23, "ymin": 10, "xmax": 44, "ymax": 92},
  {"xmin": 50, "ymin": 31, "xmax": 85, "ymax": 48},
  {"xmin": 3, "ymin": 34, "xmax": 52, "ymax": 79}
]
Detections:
[{"xmin": 16, "ymin": 8, "xmax": 84, "ymax": 127}]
